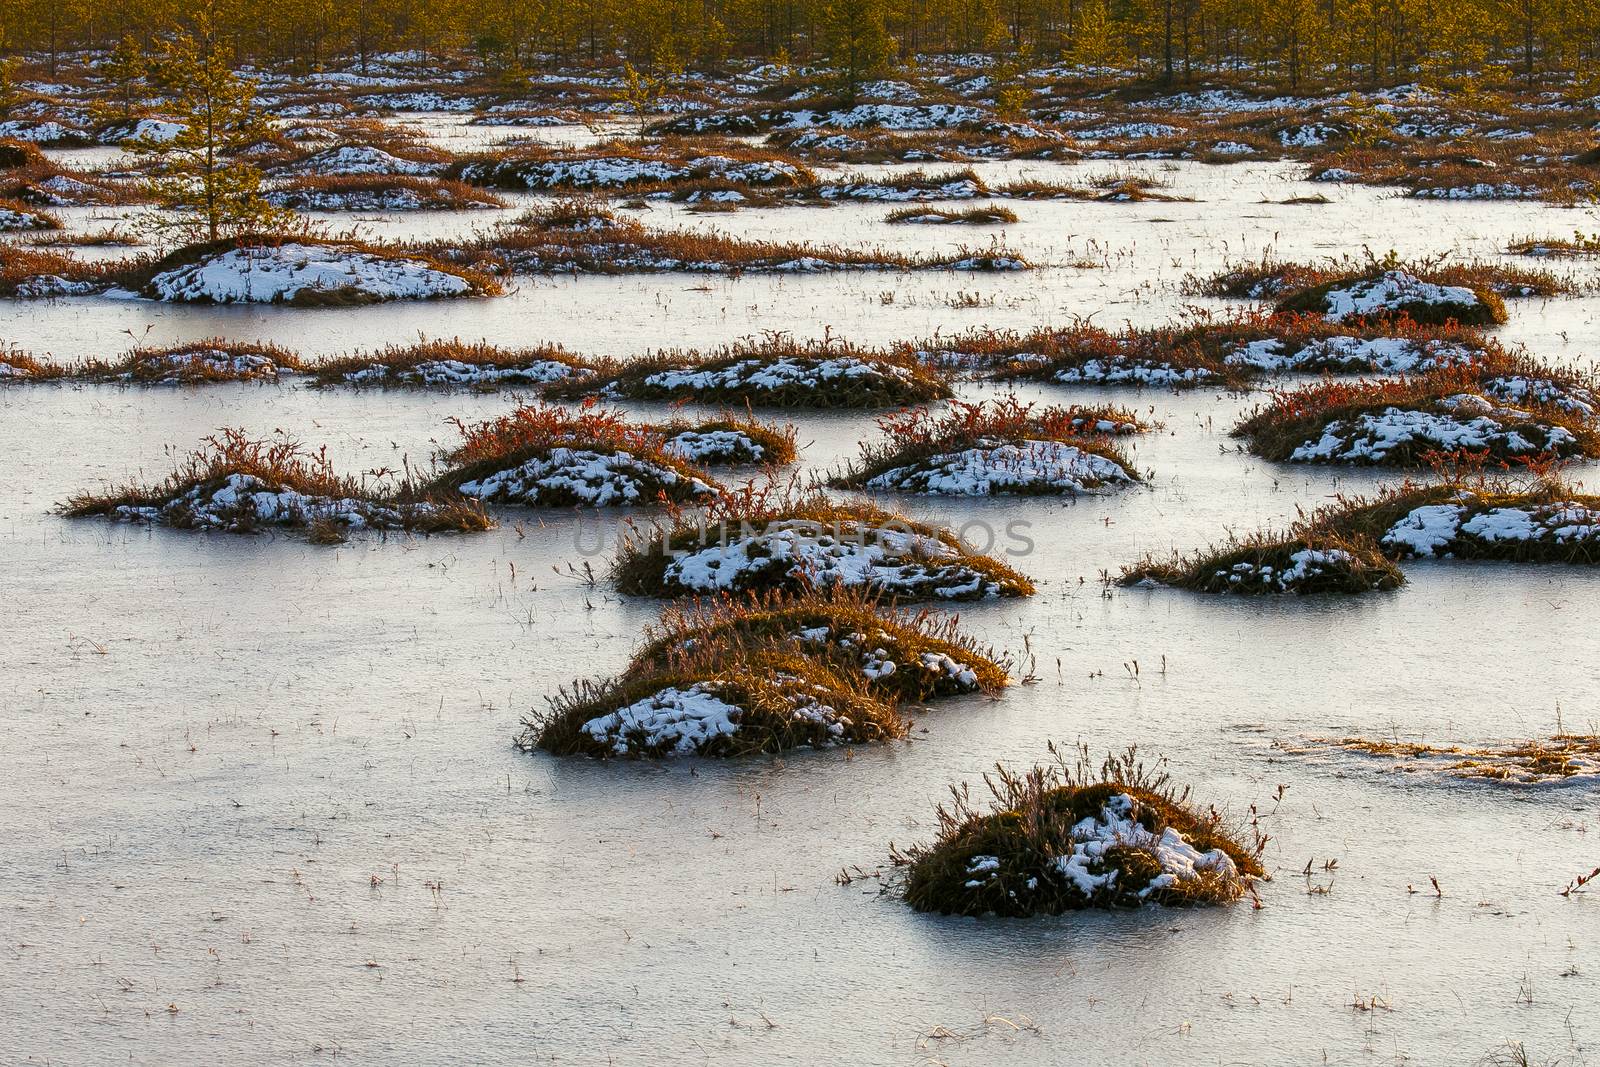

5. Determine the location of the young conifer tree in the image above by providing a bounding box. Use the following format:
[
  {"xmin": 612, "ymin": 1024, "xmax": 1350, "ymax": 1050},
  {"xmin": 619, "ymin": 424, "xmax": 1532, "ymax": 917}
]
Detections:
[
  {"xmin": 818, "ymin": 0, "xmax": 895, "ymax": 104},
  {"xmin": 134, "ymin": 5, "xmax": 293, "ymax": 243}
]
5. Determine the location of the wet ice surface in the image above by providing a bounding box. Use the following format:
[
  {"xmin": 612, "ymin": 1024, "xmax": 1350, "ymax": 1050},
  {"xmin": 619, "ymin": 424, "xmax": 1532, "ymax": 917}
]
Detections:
[{"xmin": 4, "ymin": 141, "xmax": 1600, "ymax": 1065}]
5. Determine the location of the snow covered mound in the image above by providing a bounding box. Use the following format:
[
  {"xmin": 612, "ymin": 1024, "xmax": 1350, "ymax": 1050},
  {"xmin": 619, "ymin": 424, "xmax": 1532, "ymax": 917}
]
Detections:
[
  {"xmin": 103, "ymin": 472, "xmax": 445, "ymax": 532},
  {"xmin": 634, "ymin": 517, "xmax": 1031, "ymax": 601},
  {"xmin": 642, "ymin": 356, "xmax": 915, "ymax": 403},
  {"xmin": 1382, "ymin": 498, "xmax": 1600, "ymax": 560},
  {"xmin": 264, "ymin": 183, "xmax": 491, "ymax": 212},
  {"xmin": 1278, "ymin": 270, "xmax": 1503, "ymax": 326},
  {"xmin": 657, "ymin": 103, "xmax": 991, "ymax": 135},
  {"xmin": 141, "ymin": 242, "xmax": 486, "ymax": 305},
  {"xmin": 578, "ymin": 352, "xmax": 951, "ymax": 408},
  {"xmin": 1285, "ymin": 400, "xmax": 1581, "ymax": 465},
  {"xmin": 862, "ymin": 438, "xmax": 1135, "ymax": 496},
  {"xmin": 455, "ymin": 447, "xmax": 718, "ymax": 507}
]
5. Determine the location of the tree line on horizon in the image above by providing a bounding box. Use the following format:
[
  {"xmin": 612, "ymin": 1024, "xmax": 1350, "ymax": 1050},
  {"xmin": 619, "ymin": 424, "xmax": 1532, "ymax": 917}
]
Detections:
[{"xmin": 0, "ymin": 0, "xmax": 1596, "ymax": 92}]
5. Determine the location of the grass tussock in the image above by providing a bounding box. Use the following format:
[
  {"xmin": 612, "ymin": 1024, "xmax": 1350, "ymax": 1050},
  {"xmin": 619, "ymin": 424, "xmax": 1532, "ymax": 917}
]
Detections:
[
  {"xmin": 433, "ymin": 402, "xmax": 721, "ymax": 506},
  {"xmin": 522, "ymin": 648, "xmax": 905, "ymax": 759},
  {"xmin": 0, "ymin": 244, "xmax": 122, "ymax": 297},
  {"xmin": 0, "ymin": 342, "xmax": 66, "ymax": 380},
  {"xmin": 627, "ymin": 585, "xmax": 1010, "ymax": 702},
  {"xmin": 884, "ymin": 204, "xmax": 1019, "ymax": 224},
  {"xmin": 81, "ymin": 338, "xmax": 304, "ymax": 383},
  {"xmin": 831, "ymin": 397, "xmax": 1143, "ymax": 494},
  {"xmin": 1120, "ymin": 529, "xmax": 1405, "ymax": 595},
  {"xmin": 1507, "ymin": 233, "xmax": 1600, "ymax": 258},
  {"xmin": 1316, "ymin": 474, "xmax": 1600, "ymax": 564},
  {"xmin": 548, "ymin": 334, "xmax": 955, "ymax": 409},
  {"xmin": 893, "ymin": 744, "xmax": 1266, "ymax": 916},
  {"xmin": 306, "ymin": 337, "xmax": 591, "ymax": 388},
  {"xmin": 1192, "ymin": 251, "xmax": 1564, "ymax": 305},
  {"xmin": 612, "ymin": 484, "xmax": 1036, "ymax": 601},
  {"xmin": 1232, "ymin": 367, "xmax": 1600, "ymax": 466},
  {"xmin": 62, "ymin": 429, "xmax": 491, "ymax": 537}
]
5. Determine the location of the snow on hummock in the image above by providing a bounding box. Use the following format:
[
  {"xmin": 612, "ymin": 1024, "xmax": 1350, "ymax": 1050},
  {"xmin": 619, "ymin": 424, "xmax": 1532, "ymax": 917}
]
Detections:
[
  {"xmin": 1054, "ymin": 794, "xmax": 1239, "ymax": 899},
  {"xmin": 144, "ymin": 243, "xmax": 475, "ymax": 304},
  {"xmin": 642, "ymin": 355, "xmax": 911, "ymax": 395},
  {"xmin": 1224, "ymin": 335, "xmax": 1481, "ymax": 374},
  {"xmin": 342, "ymin": 358, "xmax": 579, "ymax": 387},
  {"xmin": 577, "ymin": 678, "xmax": 853, "ymax": 757},
  {"xmin": 1313, "ymin": 271, "xmax": 1486, "ymax": 323},
  {"xmin": 661, "ymin": 429, "xmax": 768, "ymax": 464},
  {"xmin": 125, "ymin": 349, "xmax": 284, "ymax": 383},
  {"xmin": 0, "ymin": 205, "xmax": 54, "ymax": 231},
  {"xmin": 281, "ymin": 145, "xmax": 444, "ymax": 176},
  {"xmin": 1210, "ymin": 548, "xmax": 1363, "ymax": 592},
  {"xmin": 1052, "ymin": 357, "xmax": 1220, "ymax": 387},
  {"xmin": 109, "ymin": 472, "xmax": 431, "ymax": 531},
  {"xmin": 580, "ymin": 683, "xmax": 742, "ymax": 756},
  {"xmin": 460, "ymin": 154, "xmax": 803, "ymax": 189},
  {"xmin": 1287, "ymin": 402, "xmax": 1576, "ymax": 463},
  {"xmin": 1382, "ymin": 499, "xmax": 1600, "ymax": 558},
  {"xmin": 456, "ymin": 447, "xmax": 716, "ymax": 506},
  {"xmin": 659, "ymin": 519, "xmax": 1011, "ymax": 600},
  {"xmin": 863, "ymin": 438, "xmax": 1134, "ymax": 496}
]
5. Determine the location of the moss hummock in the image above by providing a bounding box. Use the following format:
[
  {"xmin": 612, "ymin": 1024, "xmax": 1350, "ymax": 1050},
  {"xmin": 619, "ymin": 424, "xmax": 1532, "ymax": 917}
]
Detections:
[
  {"xmin": 613, "ymin": 491, "xmax": 1035, "ymax": 601},
  {"xmin": 895, "ymin": 746, "xmax": 1265, "ymax": 916}
]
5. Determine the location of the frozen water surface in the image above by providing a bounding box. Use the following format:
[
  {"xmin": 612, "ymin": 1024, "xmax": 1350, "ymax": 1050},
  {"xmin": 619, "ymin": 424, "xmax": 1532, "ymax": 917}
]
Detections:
[{"xmin": 3, "ymin": 133, "xmax": 1599, "ymax": 1065}]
